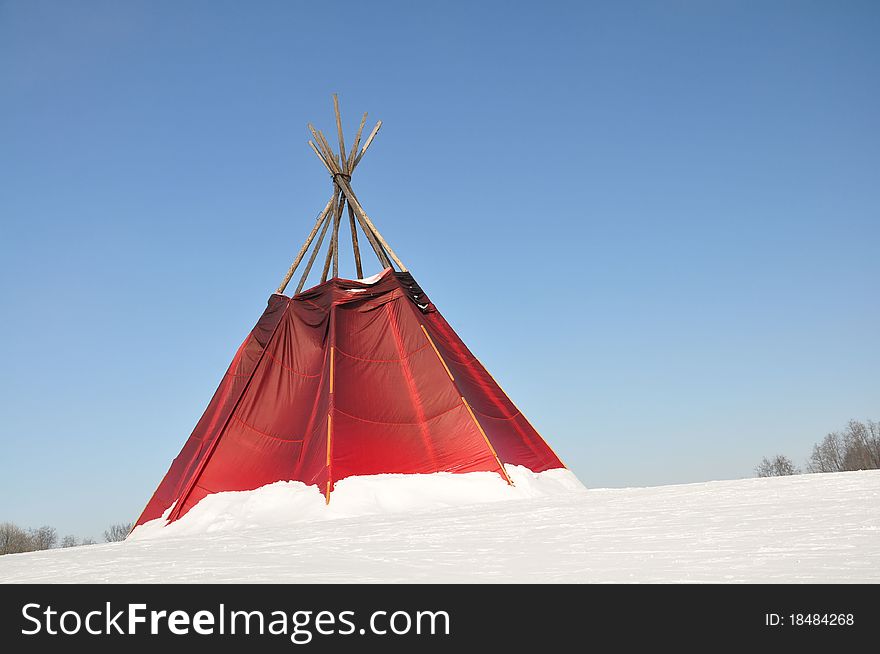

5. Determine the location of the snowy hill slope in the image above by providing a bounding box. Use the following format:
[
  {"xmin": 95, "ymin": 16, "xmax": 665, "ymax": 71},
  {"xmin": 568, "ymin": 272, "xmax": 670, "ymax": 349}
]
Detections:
[{"xmin": 1, "ymin": 469, "xmax": 878, "ymax": 583}]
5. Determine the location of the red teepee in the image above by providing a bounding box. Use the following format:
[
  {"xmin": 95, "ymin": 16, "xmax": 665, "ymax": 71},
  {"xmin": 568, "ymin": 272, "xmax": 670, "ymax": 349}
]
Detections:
[{"xmin": 135, "ymin": 97, "xmax": 564, "ymax": 528}]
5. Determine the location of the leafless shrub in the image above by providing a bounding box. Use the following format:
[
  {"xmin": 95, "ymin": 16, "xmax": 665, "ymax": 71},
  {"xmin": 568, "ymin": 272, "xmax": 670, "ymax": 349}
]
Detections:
[
  {"xmin": 755, "ymin": 455, "xmax": 800, "ymax": 477},
  {"xmin": 103, "ymin": 523, "xmax": 133, "ymax": 543},
  {"xmin": 28, "ymin": 525, "xmax": 58, "ymax": 550},
  {"xmin": 0, "ymin": 522, "xmax": 32, "ymax": 555}
]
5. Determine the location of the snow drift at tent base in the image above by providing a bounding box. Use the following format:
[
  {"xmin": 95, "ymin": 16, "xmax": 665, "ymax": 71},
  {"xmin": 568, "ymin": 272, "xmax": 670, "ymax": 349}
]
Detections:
[{"xmin": 130, "ymin": 465, "xmax": 585, "ymax": 540}]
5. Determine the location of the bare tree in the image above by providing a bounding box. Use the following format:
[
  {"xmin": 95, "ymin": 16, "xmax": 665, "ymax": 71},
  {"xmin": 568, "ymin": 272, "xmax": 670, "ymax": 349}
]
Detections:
[
  {"xmin": 0, "ymin": 522, "xmax": 33, "ymax": 555},
  {"xmin": 807, "ymin": 431, "xmax": 846, "ymax": 473},
  {"xmin": 2, "ymin": 525, "xmax": 100, "ymax": 554},
  {"xmin": 103, "ymin": 523, "xmax": 132, "ymax": 543},
  {"xmin": 808, "ymin": 420, "xmax": 880, "ymax": 473},
  {"xmin": 843, "ymin": 419, "xmax": 880, "ymax": 470},
  {"xmin": 755, "ymin": 455, "xmax": 800, "ymax": 477},
  {"xmin": 28, "ymin": 525, "xmax": 57, "ymax": 550},
  {"xmin": 867, "ymin": 420, "xmax": 880, "ymax": 466}
]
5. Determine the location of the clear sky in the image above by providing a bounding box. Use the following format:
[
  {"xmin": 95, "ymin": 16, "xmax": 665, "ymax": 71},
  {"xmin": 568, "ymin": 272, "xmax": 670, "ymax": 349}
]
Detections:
[{"xmin": 1, "ymin": 1, "xmax": 877, "ymax": 541}]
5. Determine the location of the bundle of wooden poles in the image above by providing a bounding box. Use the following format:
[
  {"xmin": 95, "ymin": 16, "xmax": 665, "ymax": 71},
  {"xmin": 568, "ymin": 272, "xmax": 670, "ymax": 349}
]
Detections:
[{"xmin": 276, "ymin": 95, "xmax": 407, "ymax": 296}]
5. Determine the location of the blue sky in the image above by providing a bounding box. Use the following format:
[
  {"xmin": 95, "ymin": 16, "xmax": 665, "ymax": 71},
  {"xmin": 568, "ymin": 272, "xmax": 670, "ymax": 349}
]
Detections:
[{"xmin": 1, "ymin": 1, "xmax": 877, "ymax": 540}]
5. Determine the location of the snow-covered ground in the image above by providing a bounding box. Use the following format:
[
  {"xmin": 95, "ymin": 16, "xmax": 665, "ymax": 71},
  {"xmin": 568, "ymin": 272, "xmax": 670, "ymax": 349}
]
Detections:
[{"xmin": 1, "ymin": 469, "xmax": 878, "ymax": 583}]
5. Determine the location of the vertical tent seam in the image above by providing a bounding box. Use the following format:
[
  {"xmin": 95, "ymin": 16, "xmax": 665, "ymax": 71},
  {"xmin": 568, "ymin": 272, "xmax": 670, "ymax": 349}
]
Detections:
[{"xmin": 325, "ymin": 299, "xmax": 337, "ymax": 504}]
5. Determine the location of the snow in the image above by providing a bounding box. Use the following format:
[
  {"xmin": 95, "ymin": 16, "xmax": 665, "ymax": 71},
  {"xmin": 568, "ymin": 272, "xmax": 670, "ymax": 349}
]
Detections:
[
  {"xmin": 354, "ymin": 270, "xmax": 387, "ymax": 284},
  {"xmin": 1, "ymin": 469, "xmax": 878, "ymax": 583},
  {"xmin": 129, "ymin": 465, "xmax": 584, "ymax": 541},
  {"xmin": 342, "ymin": 268, "xmax": 389, "ymax": 291}
]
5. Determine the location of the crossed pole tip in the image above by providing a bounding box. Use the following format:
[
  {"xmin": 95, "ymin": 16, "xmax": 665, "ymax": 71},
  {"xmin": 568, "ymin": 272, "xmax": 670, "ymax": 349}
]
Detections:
[{"xmin": 276, "ymin": 96, "xmax": 407, "ymax": 296}]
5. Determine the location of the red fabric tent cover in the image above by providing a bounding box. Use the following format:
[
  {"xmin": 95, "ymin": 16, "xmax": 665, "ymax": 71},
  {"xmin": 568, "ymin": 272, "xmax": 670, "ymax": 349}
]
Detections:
[{"xmin": 136, "ymin": 270, "xmax": 563, "ymax": 526}]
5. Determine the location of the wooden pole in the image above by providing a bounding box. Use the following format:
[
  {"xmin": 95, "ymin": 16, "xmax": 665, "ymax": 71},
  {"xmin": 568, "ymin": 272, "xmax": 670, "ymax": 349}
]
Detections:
[
  {"xmin": 334, "ymin": 176, "xmax": 407, "ymax": 272},
  {"xmin": 462, "ymin": 396, "xmax": 513, "ymax": 485},
  {"xmin": 275, "ymin": 194, "xmax": 336, "ymax": 294},
  {"xmin": 420, "ymin": 325, "xmax": 454, "ymax": 380},
  {"xmin": 316, "ymin": 130, "xmax": 338, "ymax": 171},
  {"xmin": 310, "ymin": 120, "xmax": 371, "ymax": 176},
  {"xmin": 325, "ymin": 306, "xmax": 337, "ymax": 504},
  {"xmin": 353, "ymin": 120, "xmax": 382, "ymax": 169},
  {"xmin": 309, "ymin": 140, "xmax": 334, "ymax": 174},
  {"xmin": 308, "ymin": 123, "xmax": 336, "ymax": 167},
  {"xmin": 305, "ymin": 101, "xmax": 399, "ymax": 275},
  {"xmin": 296, "ymin": 208, "xmax": 333, "ymax": 294},
  {"xmin": 332, "ymin": 198, "xmax": 341, "ymax": 278},
  {"xmin": 312, "ymin": 127, "xmax": 343, "ymax": 180},
  {"xmin": 347, "ymin": 202, "xmax": 364, "ymax": 278},
  {"xmin": 346, "ymin": 112, "xmax": 368, "ymax": 172},
  {"xmin": 323, "ymin": 190, "xmax": 344, "ymax": 280},
  {"xmin": 330, "ymin": 99, "xmax": 353, "ymax": 278},
  {"xmin": 417, "ymin": 320, "xmax": 511, "ymax": 486},
  {"xmin": 320, "ymin": 234, "xmax": 334, "ymax": 282},
  {"xmin": 310, "ymin": 138, "xmax": 388, "ymax": 268},
  {"xmin": 320, "ymin": 192, "xmax": 343, "ymax": 282},
  {"xmin": 332, "ymin": 94, "xmax": 347, "ymax": 171},
  {"xmin": 308, "ymin": 124, "xmax": 330, "ymax": 163},
  {"xmin": 351, "ymin": 206, "xmax": 391, "ymax": 269}
]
